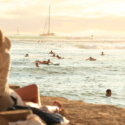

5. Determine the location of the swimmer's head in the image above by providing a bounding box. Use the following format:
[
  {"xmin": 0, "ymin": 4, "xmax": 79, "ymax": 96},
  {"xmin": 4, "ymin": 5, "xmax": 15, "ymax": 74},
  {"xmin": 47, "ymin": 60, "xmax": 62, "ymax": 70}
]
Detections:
[{"xmin": 106, "ymin": 89, "xmax": 112, "ymax": 97}]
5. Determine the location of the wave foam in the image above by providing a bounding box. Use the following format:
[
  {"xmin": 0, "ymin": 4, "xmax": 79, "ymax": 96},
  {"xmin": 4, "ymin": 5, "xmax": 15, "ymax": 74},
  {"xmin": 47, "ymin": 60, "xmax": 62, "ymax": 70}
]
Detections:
[{"xmin": 77, "ymin": 44, "xmax": 125, "ymax": 49}]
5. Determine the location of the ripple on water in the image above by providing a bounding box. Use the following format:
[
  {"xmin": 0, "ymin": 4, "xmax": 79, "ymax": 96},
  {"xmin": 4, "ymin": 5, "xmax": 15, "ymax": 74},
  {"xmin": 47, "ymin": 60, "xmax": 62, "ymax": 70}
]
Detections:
[{"xmin": 9, "ymin": 40, "xmax": 125, "ymax": 108}]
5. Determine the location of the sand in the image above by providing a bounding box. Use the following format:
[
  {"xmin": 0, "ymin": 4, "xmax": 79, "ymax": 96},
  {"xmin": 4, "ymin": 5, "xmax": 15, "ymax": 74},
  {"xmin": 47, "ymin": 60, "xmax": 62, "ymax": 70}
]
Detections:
[
  {"xmin": 40, "ymin": 96, "xmax": 125, "ymax": 125},
  {"xmin": 9, "ymin": 85, "xmax": 125, "ymax": 125}
]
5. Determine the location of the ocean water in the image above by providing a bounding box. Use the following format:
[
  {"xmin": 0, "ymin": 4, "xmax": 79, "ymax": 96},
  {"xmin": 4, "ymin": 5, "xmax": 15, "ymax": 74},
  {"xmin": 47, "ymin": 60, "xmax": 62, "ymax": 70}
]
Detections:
[{"xmin": 8, "ymin": 35, "xmax": 125, "ymax": 108}]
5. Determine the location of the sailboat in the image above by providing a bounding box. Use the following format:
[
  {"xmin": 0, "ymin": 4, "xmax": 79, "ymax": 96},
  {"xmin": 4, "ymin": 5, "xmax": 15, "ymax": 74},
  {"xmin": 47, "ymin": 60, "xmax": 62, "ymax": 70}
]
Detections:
[
  {"xmin": 39, "ymin": 6, "xmax": 55, "ymax": 36},
  {"xmin": 15, "ymin": 27, "xmax": 20, "ymax": 35}
]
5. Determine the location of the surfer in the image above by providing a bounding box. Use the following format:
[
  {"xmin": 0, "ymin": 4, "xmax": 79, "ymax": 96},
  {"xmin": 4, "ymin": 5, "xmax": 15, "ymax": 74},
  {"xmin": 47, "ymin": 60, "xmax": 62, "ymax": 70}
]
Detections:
[
  {"xmin": 57, "ymin": 55, "xmax": 61, "ymax": 59},
  {"xmin": 106, "ymin": 89, "xmax": 112, "ymax": 97},
  {"xmin": 57, "ymin": 55, "xmax": 64, "ymax": 59},
  {"xmin": 25, "ymin": 54, "xmax": 29, "ymax": 57},
  {"xmin": 101, "ymin": 52, "xmax": 104, "ymax": 56},
  {"xmin": 86, "ymin": 57, "xmax": 96, "ymax": 61},
  {"xmin": 35, "ymin": 59, "xmax": 53, "ymax": 67}
]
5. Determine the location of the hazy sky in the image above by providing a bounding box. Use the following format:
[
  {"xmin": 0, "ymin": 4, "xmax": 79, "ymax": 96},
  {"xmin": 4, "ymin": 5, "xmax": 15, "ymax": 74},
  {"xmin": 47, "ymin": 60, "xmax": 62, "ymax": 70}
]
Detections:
[{"xmin": 1, "ymin": 0, "xmax": 125, "ymax": 36}]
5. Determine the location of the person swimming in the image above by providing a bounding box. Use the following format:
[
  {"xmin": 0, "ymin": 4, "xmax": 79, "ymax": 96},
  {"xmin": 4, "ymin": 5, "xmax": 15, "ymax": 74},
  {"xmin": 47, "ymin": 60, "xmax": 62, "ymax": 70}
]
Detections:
[
  {"xmin": 86, "ymin": 57, "xmax": 96, "ymax": 61},
  {"xmin": 52, "ymin": 53, "xmax": 56, "ymax": 57},
  {"xmin": 106, "ymin": 89, "xmax": 112, "ymax": 97},
  {"xmin": 35, "ymin": 59, "xmax": 53, "ymax": 67},
  {"xmin": 25, "ymin": 54, "xmax": 29, "ymax": 57},
  {"xmin": 101, "ymin": 52, "xmax": 104, "ymax": 56},
  {"xmin": 44, "ymin": 59, "xmax": 53, "ymax": 64},
  {"xmin": 57, "ymin": 55, "xmax": 64, "ymax": 59},
  {"xmin": 49, "ymin": 50, "xmax": 54, "ymax": 54}
]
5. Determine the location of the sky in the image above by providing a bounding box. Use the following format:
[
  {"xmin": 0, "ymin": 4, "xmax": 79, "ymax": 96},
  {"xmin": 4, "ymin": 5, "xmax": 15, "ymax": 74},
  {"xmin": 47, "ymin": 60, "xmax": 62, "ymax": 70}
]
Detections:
[{"xmin": 0, "ymin": 0, "xmax": 125, "ymax": 36}]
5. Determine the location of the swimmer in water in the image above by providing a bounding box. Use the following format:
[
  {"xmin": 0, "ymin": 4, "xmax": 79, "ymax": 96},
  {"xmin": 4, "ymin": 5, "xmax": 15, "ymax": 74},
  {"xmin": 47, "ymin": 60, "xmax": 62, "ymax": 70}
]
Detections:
[
  {"xmin": 35, "ymin": 59, "xmax": 53, "ymax": 67},
  {"xmin": 52, "ymin": 53, "xmax": 56, "ymax": 57},
  {"xmin": 101, "ymin": 52, "xmax": 104, "ymax": 56},
  {"xmin": 25, "ymin": 54, "xmax": 29, "ymax": 57},
  {"xmin": 86, "ymin": 57, "xmax": 96, "ymax": 61},
  {"xmin": 49, "ymin": 50, "xmax": 54, "ymax": 54},
  {"xmin": 57, "ymin": 55, "xmax": 64, "ymax": 59},
  {"xmin": 106, "ymin": 89, "xmax": 112, "ymax": 97}
]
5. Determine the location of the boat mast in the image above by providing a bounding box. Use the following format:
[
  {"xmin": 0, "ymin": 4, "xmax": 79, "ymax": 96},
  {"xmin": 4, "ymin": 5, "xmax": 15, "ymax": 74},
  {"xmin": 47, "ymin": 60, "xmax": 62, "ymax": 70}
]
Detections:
[
  {"xmin": 48, "ymin": 6, "xmax": 50, "ymax": 34},
  {"xmin": 17, "ymin": 27, "xmax": 19, "ymax": 35}
]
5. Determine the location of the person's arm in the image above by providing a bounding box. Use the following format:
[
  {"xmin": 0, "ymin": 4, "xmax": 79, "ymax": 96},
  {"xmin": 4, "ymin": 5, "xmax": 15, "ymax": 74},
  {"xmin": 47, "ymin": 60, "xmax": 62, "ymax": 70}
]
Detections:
[
  {"xmin": 0, "ymin": 53, "xmax": 10, "ymax": 97},
  {"xmin": 35, "ymin": 62, "xmax": 39, "ymax": 67}
]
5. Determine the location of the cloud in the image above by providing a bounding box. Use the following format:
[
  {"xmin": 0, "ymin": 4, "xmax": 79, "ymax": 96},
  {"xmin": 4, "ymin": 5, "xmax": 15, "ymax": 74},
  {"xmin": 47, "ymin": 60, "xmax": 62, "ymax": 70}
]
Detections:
[
  {"xmin": 1, "ymin": 15, "xmax": 125, "ymax": 34},
  {"xmin": 1, "ymin": 0, "xmax": 125, "ymax": 35},
  {"xmin": 1, "ymin": 0, "xmax": 125, "ymax": 18},
  {"xmin": 0, "ymin": 0, "xmax": 13, "ymax": 3}
]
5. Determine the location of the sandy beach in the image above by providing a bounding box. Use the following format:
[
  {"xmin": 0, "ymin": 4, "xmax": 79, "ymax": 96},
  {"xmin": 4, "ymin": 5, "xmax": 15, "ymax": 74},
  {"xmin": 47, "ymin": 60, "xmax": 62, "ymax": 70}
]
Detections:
[
  {"xmin": 0, "ymin": 85, "xmax": 124, "ymax": 125},
  {"xmin": 40, "ymin": 95, "xmax": 125, "ymax": 125}
]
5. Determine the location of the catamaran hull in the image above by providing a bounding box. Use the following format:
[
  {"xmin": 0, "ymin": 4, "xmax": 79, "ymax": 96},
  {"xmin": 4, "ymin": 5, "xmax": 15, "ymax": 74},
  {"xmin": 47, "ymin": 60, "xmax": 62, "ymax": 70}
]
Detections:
[{"xmin": 39, "ymin": 33, "xmax": 55, "ymax": 36}]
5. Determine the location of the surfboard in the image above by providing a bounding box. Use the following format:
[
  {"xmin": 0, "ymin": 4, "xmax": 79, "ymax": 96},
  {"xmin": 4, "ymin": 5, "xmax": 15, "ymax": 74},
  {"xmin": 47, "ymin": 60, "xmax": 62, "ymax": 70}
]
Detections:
[
  {"xmin": 35, "ymin": 61, "xmax": 60, "ymax": 66},
  {"xmin": 48, "ymin": 63, "xmax": 60, "ymax": 65}
]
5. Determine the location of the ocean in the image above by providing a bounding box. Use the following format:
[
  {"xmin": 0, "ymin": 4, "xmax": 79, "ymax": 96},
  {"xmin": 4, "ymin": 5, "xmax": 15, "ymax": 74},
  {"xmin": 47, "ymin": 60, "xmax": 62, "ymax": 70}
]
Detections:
[{"xmin": 8, "ymin": 35, "xmax": 125, "ymax": 108}]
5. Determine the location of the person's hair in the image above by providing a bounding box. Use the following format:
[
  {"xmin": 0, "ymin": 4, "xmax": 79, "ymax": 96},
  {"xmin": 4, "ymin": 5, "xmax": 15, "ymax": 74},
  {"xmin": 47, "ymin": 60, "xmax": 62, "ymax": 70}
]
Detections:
[{"xmin": 106, "ymin": 89, "xmax": 111, "ymax": 93}]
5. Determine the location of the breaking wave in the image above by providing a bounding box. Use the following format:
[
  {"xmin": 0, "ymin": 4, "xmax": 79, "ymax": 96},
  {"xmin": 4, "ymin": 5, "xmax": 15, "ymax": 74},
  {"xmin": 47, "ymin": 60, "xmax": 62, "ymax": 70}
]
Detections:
[{"xmin": 76, "ymin": 44, "xmax": 125, "ymax": 49}]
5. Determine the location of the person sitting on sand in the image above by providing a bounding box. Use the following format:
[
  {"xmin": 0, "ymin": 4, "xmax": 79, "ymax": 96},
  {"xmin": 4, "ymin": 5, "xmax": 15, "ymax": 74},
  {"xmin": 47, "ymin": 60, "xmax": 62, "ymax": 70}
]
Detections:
[
  {"xmin": 0, "ymin": 28, "xmax": 63, "ymax": 114},
  {"xmin": 57, "ymin": 55, "xmax": 64, "ymax": 59},
  {"xmin": 86, "ymin": 57, "xmax": 96, "ymax": 61},
  {"xmin": 106, "ymin": 89, "xmax": 112, "ymax": 97},
  {"xmin": 101, "ymin": 52, "xmax": 104, "ymax": 56},
  {"xmin": 25, "ymin": 54, "xmax": 29, "ymax": 57},
  {"xmin": 35, "ymin": 59, "xmax": 53, "ymax": 67}
]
